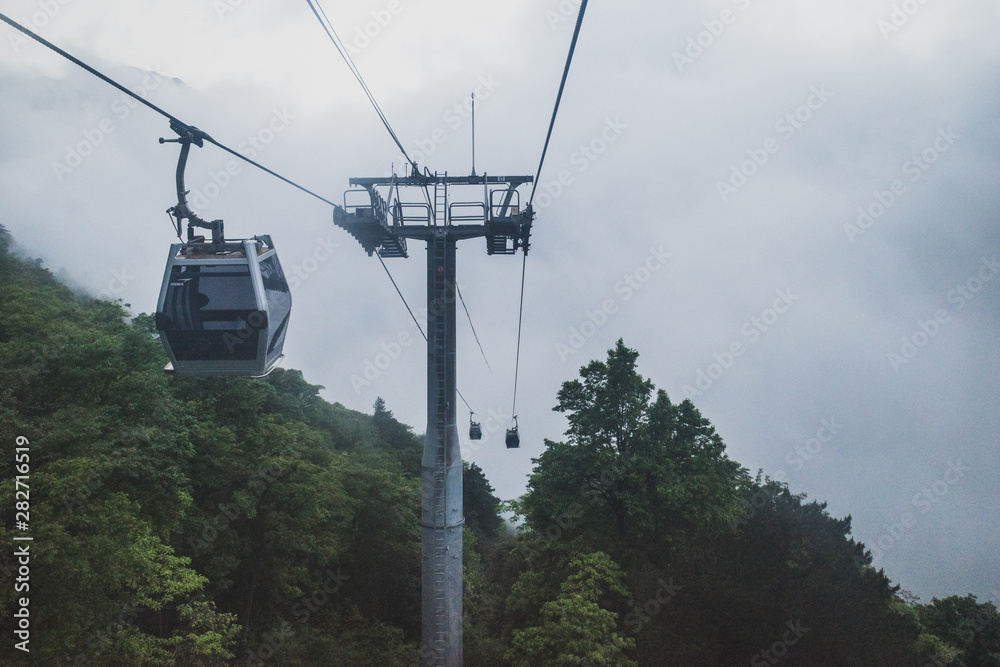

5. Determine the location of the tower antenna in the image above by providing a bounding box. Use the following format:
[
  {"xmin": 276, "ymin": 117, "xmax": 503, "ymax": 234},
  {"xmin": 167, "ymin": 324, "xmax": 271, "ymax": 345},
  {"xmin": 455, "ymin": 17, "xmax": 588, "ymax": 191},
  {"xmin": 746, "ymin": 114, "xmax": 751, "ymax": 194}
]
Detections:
[{"xmin": 471, "ymin": 92, "xmax": 477, "ymax": 177}]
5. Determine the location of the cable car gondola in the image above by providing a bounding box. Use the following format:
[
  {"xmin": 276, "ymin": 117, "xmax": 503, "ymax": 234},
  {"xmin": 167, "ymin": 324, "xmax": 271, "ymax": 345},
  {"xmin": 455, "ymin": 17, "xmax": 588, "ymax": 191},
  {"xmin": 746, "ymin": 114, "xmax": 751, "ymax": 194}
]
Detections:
[
  {"xmin": 154, "ymin": 121, "xmax": 291, "ymax": 377},
  {"xmin": 505, "ymin": 416, "xmax": 520, "ymax": 449},
  {"xmin": 469, "ymin": 413, "xmax": 482, "ymax": 440}
]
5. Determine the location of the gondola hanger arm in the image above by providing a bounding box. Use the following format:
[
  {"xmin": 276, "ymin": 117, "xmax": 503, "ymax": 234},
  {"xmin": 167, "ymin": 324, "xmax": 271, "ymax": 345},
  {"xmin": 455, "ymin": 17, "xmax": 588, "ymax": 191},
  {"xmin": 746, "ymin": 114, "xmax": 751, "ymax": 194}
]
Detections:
[{"xmin": 159, "ymin": 121, "xmax": 223, "ymax": 244}]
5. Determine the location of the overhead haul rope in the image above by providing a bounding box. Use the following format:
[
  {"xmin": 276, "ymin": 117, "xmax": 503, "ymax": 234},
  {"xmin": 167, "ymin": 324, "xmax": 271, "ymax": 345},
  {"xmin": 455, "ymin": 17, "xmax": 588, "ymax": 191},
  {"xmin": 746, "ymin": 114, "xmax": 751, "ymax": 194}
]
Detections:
[
  {"xmin": 0, "ymin": 11, "xmax": 464, "ymax": 409},
  {"xmin": 0, "ymin": 9, "xmax": 524, "ymax": 420},
  {"xmin": 0, "ymin": 12, "xmax": 339, "ymax": 209},
  {"xmin": 457, "ymin": 282, "xmax": 493, "ymax": 374},
  {"xmin": 307, "ymin": 2, "xmax": 500, "ymax": 402},
  {"xmin": 511, "ymin": 0, "xmax": 589, "ymax": 420},
  {"xmin": 305, "ymin": 0, "xmax": 420, "ymax": 175},
  {"xmin": 376, "ymin": 254, "xmax": 477, "ymax": 414},
  {"xmin": 528, "ymin": 0, "xmax": 590, "ymax": 208},
  {"xmin": 510, "ymin": 255, "xmax": 528, "ymax": 420}
]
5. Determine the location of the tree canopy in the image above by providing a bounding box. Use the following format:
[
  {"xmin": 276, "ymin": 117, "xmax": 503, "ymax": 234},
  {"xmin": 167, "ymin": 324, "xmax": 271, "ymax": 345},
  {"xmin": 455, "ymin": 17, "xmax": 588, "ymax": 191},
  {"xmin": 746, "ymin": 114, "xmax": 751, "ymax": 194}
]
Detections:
[
  {"xmin": 0, "ymin": 230, "xmax": 994, "ymax": 665},
  {"xmin": 504, "ymin": 339, "xmax": 994, "ymax": 666}
]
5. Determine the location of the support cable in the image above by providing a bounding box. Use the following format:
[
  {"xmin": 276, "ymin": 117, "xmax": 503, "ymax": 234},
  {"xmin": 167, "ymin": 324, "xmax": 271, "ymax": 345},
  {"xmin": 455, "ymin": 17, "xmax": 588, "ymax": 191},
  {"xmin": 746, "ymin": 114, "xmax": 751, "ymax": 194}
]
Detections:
[
  {"xmin": 455, "ymin": 388, "xmax": 474, "ymax": 415},
  {"xmin": 306, "ymin": 2, "xmax": 485, "ymax": 410},
  {"xmin": 513, "ymin": 0, "xmax": 588, "ymax": 418},
  {"xmin": 0, "ymin": 10, "xmax": 440, "ymax": 383},
  {"xmin": 305, "ymin": 0, "xmax": 420, "ymax": 175},
  {"xmin": 377, "ymin": 254, "xmax": 476, "ymax": 414},
  {"xmin": 377, "ymin": 252, "xmax": 426, "ymax": 341},
  {"xmin": 528, "ymin": 0, "xmax": 589, "ymax": 206},
  {"xmin": 0, "ymin": 11, "xmax": 339, "ymax": 209},
  {"xmin": 1, "ymin": 8, "xmax": 491, "ymax": 418},
  {"xmin": 456, "ymin": 282, "xmax": 492, "ymax": 374},
  {"xmin": 511, "ymin": 253, "xmax": 527, "ymax": 418}
]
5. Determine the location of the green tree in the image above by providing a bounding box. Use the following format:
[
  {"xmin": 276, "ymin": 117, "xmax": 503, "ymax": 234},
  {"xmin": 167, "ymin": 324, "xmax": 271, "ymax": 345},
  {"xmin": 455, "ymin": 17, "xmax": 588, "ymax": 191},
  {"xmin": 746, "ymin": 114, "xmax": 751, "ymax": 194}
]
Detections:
[
  {"xmin": 0, "ymin": 238, "xmax": 239, "ymax": 665},
  {"xmin": 464, "ymin": 461, "xmax": 504, "ymax": 546},
  {"xmin": 919, "ymin": 595, "xmax": 1000, "ymax": 666},
  {"xmin": 510, "ymin": 340, "xmax": 941, "ymax": 666},
  {"xmin": 373, "ymin": 396, "xmax": 422, "ymax": 475},
  {"xmin": 518, "ymin": 339, "xmax": 749, "ymax": 565},
  {"xmin": 506, "ymin": 552, "xmax": 636, "ymax": 666},
  {"xmin": 5, "ymin": 229, "xmax": 983, "ymax": 667},
  {"xmin": 0, "ymin": 235, "xmax": 428, "ymax": 663},
  {"xmin": 675, "ymin": 476, "xmax": 929, "ymax": 666}
]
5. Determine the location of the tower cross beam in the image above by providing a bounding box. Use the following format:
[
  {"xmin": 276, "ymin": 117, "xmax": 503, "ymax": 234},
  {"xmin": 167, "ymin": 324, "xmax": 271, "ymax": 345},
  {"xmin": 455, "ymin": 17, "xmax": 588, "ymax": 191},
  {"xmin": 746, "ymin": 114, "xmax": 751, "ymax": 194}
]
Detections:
[{"xmin": 349, "ymin": 174, "xmax": 532, "ymax": 188}]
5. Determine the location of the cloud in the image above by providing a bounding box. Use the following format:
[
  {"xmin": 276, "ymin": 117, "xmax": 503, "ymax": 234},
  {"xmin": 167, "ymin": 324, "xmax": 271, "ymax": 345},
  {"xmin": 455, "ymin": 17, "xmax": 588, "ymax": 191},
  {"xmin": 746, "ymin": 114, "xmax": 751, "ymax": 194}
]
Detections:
[{"xmin": 1, "ymin": 0, "xmax": 998, "ymax": 603}]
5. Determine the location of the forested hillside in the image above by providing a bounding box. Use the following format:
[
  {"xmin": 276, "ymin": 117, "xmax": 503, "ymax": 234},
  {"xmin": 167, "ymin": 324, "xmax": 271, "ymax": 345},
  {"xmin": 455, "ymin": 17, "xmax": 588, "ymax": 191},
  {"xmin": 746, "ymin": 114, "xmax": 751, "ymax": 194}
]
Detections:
[{"xmin": 0, "ymin": 224, "xmax": 997, "ymax": 665}]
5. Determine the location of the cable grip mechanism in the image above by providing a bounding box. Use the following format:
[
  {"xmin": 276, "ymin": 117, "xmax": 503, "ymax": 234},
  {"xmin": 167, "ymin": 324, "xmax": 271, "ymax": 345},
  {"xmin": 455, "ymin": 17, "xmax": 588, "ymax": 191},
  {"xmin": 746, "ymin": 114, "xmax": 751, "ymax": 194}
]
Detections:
[{"xmin": 159, "ymin": 119, "xmax": 224, "ymax": 244}]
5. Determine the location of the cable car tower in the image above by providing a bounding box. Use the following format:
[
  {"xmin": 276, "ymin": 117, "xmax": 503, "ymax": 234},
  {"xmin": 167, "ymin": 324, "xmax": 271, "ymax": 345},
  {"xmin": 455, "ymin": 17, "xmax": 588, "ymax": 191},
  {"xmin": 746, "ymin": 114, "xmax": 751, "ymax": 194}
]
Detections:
[{"xmin": 334, "ymin": 170, "xmax": 532, "ymax": 666}]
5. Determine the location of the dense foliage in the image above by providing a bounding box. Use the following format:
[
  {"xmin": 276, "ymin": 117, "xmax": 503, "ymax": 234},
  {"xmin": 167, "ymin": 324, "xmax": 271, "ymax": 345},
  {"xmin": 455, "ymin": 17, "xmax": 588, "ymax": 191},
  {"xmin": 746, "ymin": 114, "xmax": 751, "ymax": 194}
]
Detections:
[{"xmin": 0, "ymin": 226, "xmax": 995, "ymax": 665}]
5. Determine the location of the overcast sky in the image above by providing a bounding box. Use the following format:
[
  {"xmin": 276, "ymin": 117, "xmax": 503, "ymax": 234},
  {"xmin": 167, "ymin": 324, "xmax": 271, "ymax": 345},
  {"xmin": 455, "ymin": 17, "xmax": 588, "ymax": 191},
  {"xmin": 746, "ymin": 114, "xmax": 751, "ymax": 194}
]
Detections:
[{"xmin": 1, "ymin": 0, "xmax": 998, "ymax": 604}]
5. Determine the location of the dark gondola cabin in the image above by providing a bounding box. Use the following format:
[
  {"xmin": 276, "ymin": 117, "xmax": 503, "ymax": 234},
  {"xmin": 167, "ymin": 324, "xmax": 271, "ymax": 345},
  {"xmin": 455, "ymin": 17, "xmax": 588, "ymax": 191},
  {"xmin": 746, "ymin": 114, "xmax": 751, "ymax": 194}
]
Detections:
[
  {"xmin": 155, "ymin": 238, "xmax": 290, "ymax": 376},
  {"xmin": 505, "ymin": 427, "xmax": 519, "ymax": 449},
  {"xmin": 469, "ymin": 414, "xmax": 482, "ymax": 440}
]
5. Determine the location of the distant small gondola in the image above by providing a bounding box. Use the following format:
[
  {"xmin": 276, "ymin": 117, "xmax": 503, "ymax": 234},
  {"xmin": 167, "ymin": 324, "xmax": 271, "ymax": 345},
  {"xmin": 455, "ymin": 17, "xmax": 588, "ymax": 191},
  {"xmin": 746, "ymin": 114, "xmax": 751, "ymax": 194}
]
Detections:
[
  {"xmin": 505, "ymin": 416, "xmax": 520, "ymax": 449},
  {"xmin": 154, "ymin": 120, "xmax": 291, "ymax": 377},
  {"xmin": 469, "ymin": 413, "xmax": 482, "ymax": 440}
]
